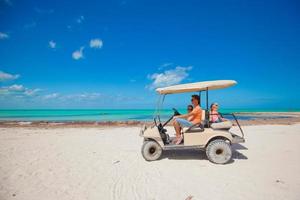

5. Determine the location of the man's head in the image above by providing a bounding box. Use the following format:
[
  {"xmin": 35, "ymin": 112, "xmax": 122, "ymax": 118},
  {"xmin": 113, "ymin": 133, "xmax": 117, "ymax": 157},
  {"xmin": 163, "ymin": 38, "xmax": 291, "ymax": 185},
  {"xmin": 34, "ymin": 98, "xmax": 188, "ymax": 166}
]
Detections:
[{"xmin": 191, "ymin": 94, "xmax": 200, "ymax": 106}]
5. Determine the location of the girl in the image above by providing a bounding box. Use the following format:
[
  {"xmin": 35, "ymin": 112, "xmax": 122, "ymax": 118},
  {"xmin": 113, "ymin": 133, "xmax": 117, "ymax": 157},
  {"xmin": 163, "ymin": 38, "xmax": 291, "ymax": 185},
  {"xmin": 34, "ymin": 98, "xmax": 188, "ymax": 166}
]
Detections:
[{"xmin": 210, "ymin": 103, "xmax": 227, "ymax": 123}]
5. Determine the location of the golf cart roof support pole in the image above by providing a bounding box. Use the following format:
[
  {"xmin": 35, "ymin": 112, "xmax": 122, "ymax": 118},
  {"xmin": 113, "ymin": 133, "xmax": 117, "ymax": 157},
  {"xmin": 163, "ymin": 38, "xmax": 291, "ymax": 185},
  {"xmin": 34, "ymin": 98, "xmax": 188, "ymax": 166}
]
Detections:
[
  {"xmin": 199, "ymin": 91, "xmax": 201, "ymax": 107},
  {"xmin": 154, "ymin": 94, "xmax": 162, "ymax": 119},
  {"xmin": 159, "ymin": 94, "xmax": 166, "ymax": 123},
  {"xmin": 206, "ymin": 87, "xmax": 209, "ymax": 111}
]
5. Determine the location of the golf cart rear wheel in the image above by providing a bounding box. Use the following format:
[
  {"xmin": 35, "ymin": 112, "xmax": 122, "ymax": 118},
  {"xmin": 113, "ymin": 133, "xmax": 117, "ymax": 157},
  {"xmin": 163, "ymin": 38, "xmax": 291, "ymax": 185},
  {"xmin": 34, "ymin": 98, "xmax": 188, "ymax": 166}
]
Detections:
[
  {"xmin": 141, "ymin": 141, "xmax": 162, "ymax": 161},
  {"xmin": 206, "ymin": 139, "xmax": 232, "ymax": 164}
]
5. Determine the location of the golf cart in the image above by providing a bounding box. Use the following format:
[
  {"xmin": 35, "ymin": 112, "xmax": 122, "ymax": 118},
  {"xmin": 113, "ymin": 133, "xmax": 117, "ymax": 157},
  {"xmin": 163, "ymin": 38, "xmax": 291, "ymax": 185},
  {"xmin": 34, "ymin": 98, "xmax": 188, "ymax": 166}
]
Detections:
[{"xmin": 140, "ymin": 80, "xmax": 245, "ymax": 164}]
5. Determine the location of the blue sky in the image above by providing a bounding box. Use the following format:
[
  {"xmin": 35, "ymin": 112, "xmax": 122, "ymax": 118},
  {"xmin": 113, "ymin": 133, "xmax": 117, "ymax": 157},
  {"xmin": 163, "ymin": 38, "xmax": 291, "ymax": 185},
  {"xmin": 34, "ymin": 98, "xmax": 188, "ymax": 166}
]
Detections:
[{"xmin": 0, "ymin": 0, "xmax": 299, "ymax": 109}]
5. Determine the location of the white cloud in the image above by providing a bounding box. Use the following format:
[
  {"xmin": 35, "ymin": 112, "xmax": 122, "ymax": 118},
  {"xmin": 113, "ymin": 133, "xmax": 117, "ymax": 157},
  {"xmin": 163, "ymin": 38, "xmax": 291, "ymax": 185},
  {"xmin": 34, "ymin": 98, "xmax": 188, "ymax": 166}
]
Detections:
[
  {"xmin": 63, "ymin": 93, "xmax": 102, "ymax": 100},
  {"xmin": 72, "ymin": 46, "xmax": 84, "ymax": 60},
  {"xmin": 76, "ymin": 15, "xmax": 84, "ymax": 24},
  {"xmin": 49, "ymin": 40, "xmax": 56, "ymax": 49},
  {"xmin": 160, "ymin": 63, "xmax": 173, "ymax": 68},
  {"xmin": 0, "ymin": 71, "xmax": 20, "ymax": 82},
  {"xmin": 8, "ymin": 84, "xmax": 25, "ymax": 91},
  {"xmin": 0, "ymin": 71, "xmax": 42, "ymax": 97},
  {"xmin": 90, "ymin": 39, "xmax": 103, "ymax": 49},
  {"xmin": 147, "ymin": 66, "xmax": 193, "ymax": 89},
  {"xmin": 24, "ymin": 88, "xmax": 41, "ymax": 96},
  {"xmin": 43, "ymin": 93, "xmax": 60, "ymax": 99},
  {"xmin": 0, "ymin": 84, "xmax": 41, "ymax": 97},
  {"xmin": 0, "ymin": 32, "xmax": 9, "ymax": 40}
]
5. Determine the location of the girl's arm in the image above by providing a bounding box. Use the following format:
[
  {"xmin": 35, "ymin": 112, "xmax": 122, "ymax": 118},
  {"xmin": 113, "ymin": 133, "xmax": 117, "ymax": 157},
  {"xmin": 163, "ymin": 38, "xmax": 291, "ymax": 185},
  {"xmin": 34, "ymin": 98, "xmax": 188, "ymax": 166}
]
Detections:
[{"xmin": 218, "ymin": 113, "xmax": 228, "ymax": 121}]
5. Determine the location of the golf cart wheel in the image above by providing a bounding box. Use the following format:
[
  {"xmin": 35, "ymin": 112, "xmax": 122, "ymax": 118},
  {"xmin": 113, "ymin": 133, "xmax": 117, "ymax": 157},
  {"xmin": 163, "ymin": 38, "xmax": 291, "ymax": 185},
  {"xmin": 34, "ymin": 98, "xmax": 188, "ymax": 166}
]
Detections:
[
  {"xmin": 206, "ymin": 139, "xmax": 232, "ymax": 164},
  {"xmin": 141, "ymin": 141, "xmax": 162, "ymax": 161}
]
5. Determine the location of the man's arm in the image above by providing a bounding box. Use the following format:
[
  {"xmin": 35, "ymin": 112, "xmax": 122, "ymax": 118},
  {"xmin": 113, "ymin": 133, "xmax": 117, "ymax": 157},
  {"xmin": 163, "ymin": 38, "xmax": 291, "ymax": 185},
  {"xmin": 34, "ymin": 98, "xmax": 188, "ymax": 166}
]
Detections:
[{"xmin": 174, "ymin": 112, "xmax": 194, "ymax": 119}]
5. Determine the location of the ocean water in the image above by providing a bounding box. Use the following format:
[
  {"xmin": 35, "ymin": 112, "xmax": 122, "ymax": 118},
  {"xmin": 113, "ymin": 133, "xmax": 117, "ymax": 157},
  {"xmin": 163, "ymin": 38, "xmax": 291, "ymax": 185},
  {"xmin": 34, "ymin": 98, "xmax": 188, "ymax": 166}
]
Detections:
[
  {"xmin": 0, "ymin": 109, "xmax": 164, "ymax": 122},
  {"xmin": 0, "ymin": 109, "xmax": 298, "ymax": 122}
]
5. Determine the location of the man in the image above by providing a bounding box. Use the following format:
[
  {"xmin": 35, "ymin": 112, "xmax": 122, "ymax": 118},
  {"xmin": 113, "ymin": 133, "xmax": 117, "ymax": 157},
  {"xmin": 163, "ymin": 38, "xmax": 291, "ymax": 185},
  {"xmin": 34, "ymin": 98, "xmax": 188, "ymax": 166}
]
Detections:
[{"xmin": 172, "ymin": 95, "xmax": 202, "ymax": 144}]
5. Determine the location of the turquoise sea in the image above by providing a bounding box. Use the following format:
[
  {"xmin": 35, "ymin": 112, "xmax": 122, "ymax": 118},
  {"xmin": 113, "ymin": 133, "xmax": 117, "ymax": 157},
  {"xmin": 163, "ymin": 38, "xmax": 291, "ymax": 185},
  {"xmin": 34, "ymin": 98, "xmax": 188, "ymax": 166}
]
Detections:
[{"xmin": 0, "ymin": 109, "xmax": 299, "ymax": 122}]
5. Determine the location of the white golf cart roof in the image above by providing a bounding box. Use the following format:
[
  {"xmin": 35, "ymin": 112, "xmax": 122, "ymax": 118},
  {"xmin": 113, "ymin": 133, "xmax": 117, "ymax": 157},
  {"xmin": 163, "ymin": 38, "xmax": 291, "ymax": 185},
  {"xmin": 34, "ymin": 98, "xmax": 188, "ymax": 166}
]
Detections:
[{"xmin": 156, "ymin": 80, "xmax": 237, "ymax": 94}]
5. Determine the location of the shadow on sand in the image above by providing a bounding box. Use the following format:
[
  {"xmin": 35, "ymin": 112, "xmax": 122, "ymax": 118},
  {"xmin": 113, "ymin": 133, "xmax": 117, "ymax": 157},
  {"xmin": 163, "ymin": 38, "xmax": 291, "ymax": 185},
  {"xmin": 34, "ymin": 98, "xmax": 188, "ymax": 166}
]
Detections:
[{"xmin": 160, "ymin": 143, "xmax": 248, "ymax": 164}]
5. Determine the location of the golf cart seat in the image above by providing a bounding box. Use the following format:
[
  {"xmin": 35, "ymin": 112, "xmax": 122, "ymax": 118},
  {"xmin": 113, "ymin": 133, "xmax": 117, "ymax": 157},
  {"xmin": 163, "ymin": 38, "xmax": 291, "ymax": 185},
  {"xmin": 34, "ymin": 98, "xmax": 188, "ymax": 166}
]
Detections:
[
  {"xmin": 183, "ymin": 110, "xmax": 206, "ymax": 133},
  {"xmin": 184, "ymin": 122, "xmax": 204, "ymax": 133},
  {"xmin": 210, "ymin": 121, "xmax": 233, "ymax": 130}
]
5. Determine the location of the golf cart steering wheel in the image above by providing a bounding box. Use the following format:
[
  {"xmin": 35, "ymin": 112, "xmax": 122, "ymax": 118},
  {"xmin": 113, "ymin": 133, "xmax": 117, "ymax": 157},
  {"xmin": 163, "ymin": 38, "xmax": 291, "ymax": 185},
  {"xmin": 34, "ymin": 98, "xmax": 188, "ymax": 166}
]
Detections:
[
  {"xmin": 160, "ymin": 108, "xmax": 181, "ymax": 127},
  {"xmin": 172, "ymin": 108, "xmax": 181, "ymax": 116}
]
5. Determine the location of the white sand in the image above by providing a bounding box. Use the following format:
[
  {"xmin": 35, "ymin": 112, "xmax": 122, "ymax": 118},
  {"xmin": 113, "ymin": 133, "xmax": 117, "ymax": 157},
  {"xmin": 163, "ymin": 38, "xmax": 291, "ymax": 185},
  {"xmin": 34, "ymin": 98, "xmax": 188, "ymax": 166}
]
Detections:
[{"xmin": 1, "ymin": 124, "xmax": 300, "ymax": 200}]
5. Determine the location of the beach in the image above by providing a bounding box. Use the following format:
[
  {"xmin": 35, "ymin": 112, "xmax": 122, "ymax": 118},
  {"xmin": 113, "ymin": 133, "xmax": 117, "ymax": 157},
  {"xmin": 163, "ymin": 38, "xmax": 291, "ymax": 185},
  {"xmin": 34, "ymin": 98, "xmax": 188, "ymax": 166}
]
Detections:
[
  {"xmin": 2, "ymin": 0, "xmax": 300, "ymax": 199},
  {"xmin": 1, "ymin": 112, "xmax": 300, "ymax": 128},
  {"xmin": 1, "ymin": 123, "xmax": 300, "ymax": 200}
]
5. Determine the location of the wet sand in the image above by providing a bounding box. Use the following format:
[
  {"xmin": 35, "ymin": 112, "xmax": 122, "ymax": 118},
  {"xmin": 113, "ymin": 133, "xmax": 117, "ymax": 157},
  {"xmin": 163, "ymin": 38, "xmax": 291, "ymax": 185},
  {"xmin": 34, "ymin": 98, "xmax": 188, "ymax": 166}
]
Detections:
[{"xmin": 0, "ymin": 112, "xmax": 300, "ymax": 128}]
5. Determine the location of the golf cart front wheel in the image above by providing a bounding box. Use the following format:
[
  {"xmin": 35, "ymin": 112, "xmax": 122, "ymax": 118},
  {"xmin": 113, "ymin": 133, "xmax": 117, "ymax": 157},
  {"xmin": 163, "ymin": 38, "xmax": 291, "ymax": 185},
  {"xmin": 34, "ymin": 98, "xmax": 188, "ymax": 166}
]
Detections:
[
  {"xmin": 141, "ymin": 141, "xmax": 162, "ymax": 161},
  {"xmin": 206, "ymin": 139, "xmax": 232, "ymax": 164}
]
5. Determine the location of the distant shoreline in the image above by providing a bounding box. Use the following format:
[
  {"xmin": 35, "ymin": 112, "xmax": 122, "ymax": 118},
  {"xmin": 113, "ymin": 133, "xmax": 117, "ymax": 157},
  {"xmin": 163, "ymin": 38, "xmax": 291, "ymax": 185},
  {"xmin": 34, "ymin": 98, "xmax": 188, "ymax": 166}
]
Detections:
[
  {"xmin": 0, "ymin": 110, "xmax": 299, "ymax": 122},
  {"xmin": 1, "ymin": 112, "xmax": 300, "ymax": 128}
]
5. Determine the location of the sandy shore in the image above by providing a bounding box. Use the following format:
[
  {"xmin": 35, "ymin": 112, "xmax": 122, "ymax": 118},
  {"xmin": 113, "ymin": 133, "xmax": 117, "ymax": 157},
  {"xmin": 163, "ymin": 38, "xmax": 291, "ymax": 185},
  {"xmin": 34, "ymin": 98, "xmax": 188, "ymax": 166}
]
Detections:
[{"xmin": 1, "ymin": 124, "xmax": 300, "ymax": 200}]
